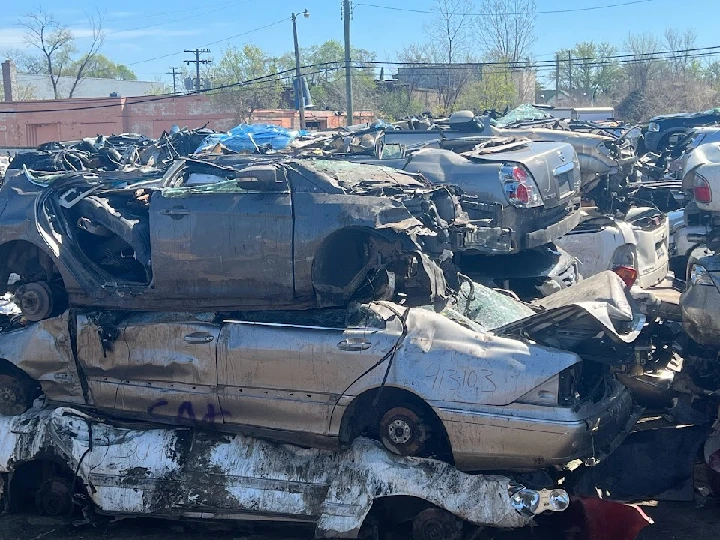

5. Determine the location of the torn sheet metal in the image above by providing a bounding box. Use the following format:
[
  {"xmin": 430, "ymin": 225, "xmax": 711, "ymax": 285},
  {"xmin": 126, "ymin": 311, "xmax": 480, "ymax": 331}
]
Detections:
[
  {"xmin": 0, "ymin": 407, "xmax": 567, "ymax": 537},
  {"xmin": 0, "ymin": 311, "xmax": 84, "ymax": 403},
  {"xmin": 498, "ymin": 272, "xmax": 646, "ymax": 355}
]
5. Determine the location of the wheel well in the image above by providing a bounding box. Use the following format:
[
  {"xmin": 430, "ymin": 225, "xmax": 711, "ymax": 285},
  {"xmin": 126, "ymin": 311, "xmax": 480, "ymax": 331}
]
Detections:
[
  {"xmin": 0, "ymin": 358, "xmax": 42, "ymax": 404},
  {"xmin": 0, "ymin": 240, "xmax": 63, "ymax": 293},
  {"xmin": 7, "ymin": 459, "xmax": 81, "ymax": 513},
  {"xmin": 313, "ymin": 228, "xmax": 381, "ymax": 290},
  {"xmin": 0, "ymin": 358, "xmax": 38, "ymax": 383},
  {"xmin": 339, "ymin": 386, "xmax": 453, "ymax": 462}
]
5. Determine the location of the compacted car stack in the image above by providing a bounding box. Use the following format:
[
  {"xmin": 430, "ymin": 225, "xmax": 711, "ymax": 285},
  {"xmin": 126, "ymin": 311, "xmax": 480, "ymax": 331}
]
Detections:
[{"xmin": 0, "ymin": 112, "xmax": 686, "ymax": 538}]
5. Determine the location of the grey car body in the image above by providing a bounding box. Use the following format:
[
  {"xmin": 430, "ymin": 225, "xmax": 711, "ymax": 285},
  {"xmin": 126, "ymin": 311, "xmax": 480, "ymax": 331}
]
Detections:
[
  {"xmin": 0, "ymin": 158, "xmax": 479, "ymax": 319},
  {"xmin": 349, "ymin": 132, "xmax": 582, "ymax": 255},
  {"xmin": 0, "ymin": 272, "xmax": 641, "ymax": 472},
  {"xmin": 493, "ymin": 124, "xmax": 637, "ymax": 194},
  {"xmin": 681, "ymin": 253, "xmax": 720, "ymax": 347}
]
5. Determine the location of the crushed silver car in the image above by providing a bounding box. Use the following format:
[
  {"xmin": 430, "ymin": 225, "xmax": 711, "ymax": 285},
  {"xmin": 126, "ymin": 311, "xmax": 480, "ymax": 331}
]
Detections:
[{"xmin": 0, "ymin": 272, "xmax": 641, "ymax": 472}]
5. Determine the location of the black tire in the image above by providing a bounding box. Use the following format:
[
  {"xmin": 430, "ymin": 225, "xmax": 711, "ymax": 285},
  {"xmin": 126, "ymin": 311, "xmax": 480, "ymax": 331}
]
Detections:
[
  {"xmin": 14, "ymin": 281, "xmax": 55, "ymax": 321},
  {"xmin": 34, "ymin": 477, "xmax": 74, "ymax": 516},
  {"xmin": 0, "ymin": 373, "xmax": 36, "ymax": 416},
  {"xmin": 412, "ymin": 508, "xmax": 464, "ymax": 540},
  {"xmin": 669, "ymin": 255, "xmax": 689, "ymax": 281},
  {"xmin": 379, "ymin": 405, "xmax": 429, "ymax": 457}
]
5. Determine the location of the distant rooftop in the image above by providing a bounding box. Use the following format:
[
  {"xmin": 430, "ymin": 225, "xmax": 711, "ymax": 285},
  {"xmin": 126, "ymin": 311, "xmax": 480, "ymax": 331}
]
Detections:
[{"xmin": 14, "ymin": 73, "xmax": 157, "ymax": 100}]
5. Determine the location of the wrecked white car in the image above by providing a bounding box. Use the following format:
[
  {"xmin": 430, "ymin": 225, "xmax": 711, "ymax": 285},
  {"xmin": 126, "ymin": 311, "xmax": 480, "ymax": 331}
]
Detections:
[
  {"xmin": 557, "ymin": 207, "xmax": 669, "ymax": 289},
  {"xmin": 0, "ymin": 272, "xmax": 641, "ymax": 472},
  {"xmin": 0, "ymin": 407, "xmax": 569, "ymax": 539}
]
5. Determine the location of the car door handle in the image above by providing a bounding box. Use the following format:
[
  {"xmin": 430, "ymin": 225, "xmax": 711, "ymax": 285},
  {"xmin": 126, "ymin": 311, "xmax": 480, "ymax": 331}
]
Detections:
[
  {"xmin": 159, "ymin": 206, "xmax": 190, "ymax": 219},
  {"xmin": 337, "ymin": 338, "xmax": 371, "ymax": 351},
  {"xmin": 184, "ymin": 332, "xmax": 215, "ymax": 344}
]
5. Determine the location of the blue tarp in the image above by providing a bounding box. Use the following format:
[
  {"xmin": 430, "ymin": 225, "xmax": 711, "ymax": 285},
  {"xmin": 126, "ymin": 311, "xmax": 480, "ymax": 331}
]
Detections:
[{"xmin": 195, "ymin": 124, "xmax": 309, "ymax": 153}]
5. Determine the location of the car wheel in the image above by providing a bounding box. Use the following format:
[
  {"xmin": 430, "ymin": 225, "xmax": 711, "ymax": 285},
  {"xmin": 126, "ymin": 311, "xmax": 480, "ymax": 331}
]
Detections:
[
  {"xmin": 34, "ymin": 477, "xmax": 74, "ymax": 516},
  {"xmin": 14, "ymin": 281, "xmax": 54, "ymax": 321},
  {"xmin": 0, "ymin": 373, "xmax": 36, "ymax": 416},
  {"xmin": 412, "ymin": 508, "xmax": 464, "ymax": 540},
  {"xmin": 379, "ymin": 405, "xmax": 428, "ymax": 457}
]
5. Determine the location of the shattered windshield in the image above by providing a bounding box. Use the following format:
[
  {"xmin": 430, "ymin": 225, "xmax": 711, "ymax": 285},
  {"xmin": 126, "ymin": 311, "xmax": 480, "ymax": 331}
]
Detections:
[
  {"xmin": 494, "ymin": 104, "xmax": 554, "ymax": 127},
  {"xmin": 436, "ymin": 278, "xmax": 535, "ymax": 331}
]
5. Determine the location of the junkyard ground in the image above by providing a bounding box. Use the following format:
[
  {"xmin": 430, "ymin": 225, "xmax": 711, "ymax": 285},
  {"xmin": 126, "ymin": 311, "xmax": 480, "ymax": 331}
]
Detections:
[{"xmin": 1, "ymin": 496, "xmax": 719, "ymax": 540}]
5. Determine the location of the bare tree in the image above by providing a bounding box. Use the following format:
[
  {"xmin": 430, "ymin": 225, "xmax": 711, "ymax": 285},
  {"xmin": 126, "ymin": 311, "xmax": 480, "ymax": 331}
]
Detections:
[
  {"xmin": 399, "ymin": 0, "xmax": 481, "ymax": 114},
  {"xmin": 19, "ymin": 8, "xmax": 105, "ymax": 99},
  {"xmin": 664, "ymin": 28, "xmax": 697, "ymax": 76},
  {"xmin": 477, "ymin": 0, "xmax": 537, "ymax": 64},
  {"xmin": 623, "ymin": 32, "xmax": 661, "ymax": 91},
  {"xmin": 425, "ymin": 0, "xmax": 476, "ymax": 64}
]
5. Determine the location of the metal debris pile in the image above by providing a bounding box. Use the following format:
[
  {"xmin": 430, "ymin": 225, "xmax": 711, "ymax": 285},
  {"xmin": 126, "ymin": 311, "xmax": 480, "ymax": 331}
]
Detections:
[{"xmin": 1, "ymin": 104, "xmax": 720, "ymax": 540}]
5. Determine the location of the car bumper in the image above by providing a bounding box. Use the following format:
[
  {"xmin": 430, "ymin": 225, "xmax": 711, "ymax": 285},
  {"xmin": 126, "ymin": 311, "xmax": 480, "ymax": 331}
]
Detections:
[
  {"xmin": 524, "ymin": 208, "xmax": 583, "ymax": 250},
  {"xmin": 681, "ymin": 279, "xmax": 720, "ymax": 347},
  {"xmin": 437, "ymin": 380, "xmax": 640, "ymax": 471}
]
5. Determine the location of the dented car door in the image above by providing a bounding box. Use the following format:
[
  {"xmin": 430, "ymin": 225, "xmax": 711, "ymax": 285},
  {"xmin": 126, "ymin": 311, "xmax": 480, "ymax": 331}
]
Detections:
[
  {"xmin": 216, "ymin": 306, "xmax": 401, "ymax": 439},
  {"xmin": 76, "ymin": 313, "xmax": 222, "ymax": 425},
  {"xmin": 148, "ymin": 163, "xmax": 294, "ymax": 306}
]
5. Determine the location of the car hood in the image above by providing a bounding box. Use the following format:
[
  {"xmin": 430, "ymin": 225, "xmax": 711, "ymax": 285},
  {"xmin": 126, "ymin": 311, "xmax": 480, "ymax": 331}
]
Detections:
[
  {"xmin": 495, "ymin": 272, "xmax": 644, "ymax": 363},
  {"xmin": 370, "ymin": 301, "xmax": 581, "ymax": 407}
]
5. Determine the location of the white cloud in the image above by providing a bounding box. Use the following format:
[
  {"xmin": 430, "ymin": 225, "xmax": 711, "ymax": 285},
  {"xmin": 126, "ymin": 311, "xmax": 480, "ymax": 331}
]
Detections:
[
  {"xmin": 0, "ymin": 28, "xmax": 27, "ymax": 48},
  {"xmin": 105, "ymin": 28, "xmax": 201, "ymax": 40},
  {"xmin": 108, "ymin": 11, "xmax": 139, "ymax": 19}
]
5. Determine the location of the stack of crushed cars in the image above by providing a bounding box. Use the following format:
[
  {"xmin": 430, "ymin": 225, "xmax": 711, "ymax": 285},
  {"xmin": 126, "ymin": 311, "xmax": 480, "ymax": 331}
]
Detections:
[{"xmin": 0, "ymin": 115, "xmax": 703, "ymax": 540}]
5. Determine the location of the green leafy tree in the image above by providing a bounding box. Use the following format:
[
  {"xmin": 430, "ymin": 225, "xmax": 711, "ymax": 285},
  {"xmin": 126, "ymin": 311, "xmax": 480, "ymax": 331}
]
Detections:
[
  {"xmin": 278, "ymin": 39, "xmax": 378, "ymax": 112},
  {"xmin": 456, "ymin": 66, "xmax": 517, "ymax": 112},
  {"xmin": 206, "ymin": 45, "xmax": 283, "ymax": 123},
  {"xmin": 72, "ymin": 54, "xmax": 136, "ymax": 80},
  {"xmin": 552, "ymin": 41, "xmax": 623, "ymax": 102}
]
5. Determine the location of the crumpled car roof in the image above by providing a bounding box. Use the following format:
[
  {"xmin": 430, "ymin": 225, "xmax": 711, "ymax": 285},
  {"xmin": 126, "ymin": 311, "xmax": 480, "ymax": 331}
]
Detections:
[{"xmin": 293, "ymin": 159, "xmax": 431, "ymax": 191}]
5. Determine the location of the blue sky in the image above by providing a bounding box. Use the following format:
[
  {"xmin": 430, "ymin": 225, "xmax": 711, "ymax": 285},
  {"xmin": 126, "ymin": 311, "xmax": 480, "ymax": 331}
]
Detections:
[{"xmin": 0, "ymin": 0, "xmax": 713, "ymax": 85}]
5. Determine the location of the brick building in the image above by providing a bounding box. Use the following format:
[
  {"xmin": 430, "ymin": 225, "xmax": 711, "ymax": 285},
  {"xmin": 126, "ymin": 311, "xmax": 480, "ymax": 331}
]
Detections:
[{"xmin": 0, "ymin": 94, "xmax": 374, "ymax": 148}]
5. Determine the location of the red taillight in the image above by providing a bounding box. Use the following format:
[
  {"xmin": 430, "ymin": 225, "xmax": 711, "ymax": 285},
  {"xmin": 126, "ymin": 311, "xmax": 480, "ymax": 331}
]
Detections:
[
  {"xmin": 613, "ymin": 266, "xmax": 638, "ymax": 288},
  {"xmin": 694, "ymin": 173, "xmax": 712, "ymax": 203},
  {"xmin": 500, "ymin": 164, "xmax": 541, "ymax": 208},
  {"xmin": 512, "ymin": 166, "xmax": 528, "ymax": 183},
  {"xmin": 515, "ymin": 182, "xmax": 530, "ymax": 204}
]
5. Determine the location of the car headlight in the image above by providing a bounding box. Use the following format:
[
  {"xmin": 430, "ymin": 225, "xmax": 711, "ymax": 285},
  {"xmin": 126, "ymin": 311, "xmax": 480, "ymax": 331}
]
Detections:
[
  {"xmin": 516, "ymin": 374, "xmax": 559, "ymax": 406},
  {"xmin": 648, "ymin": 122, "xmax": 660, "ymax": 132},
  {"xmin": 508, "ymin": 482, "xmax": 570, "ymax": 516},
  {"xmin": 690, "ymin": 264, "xmax": 714, "ymax": 286}
]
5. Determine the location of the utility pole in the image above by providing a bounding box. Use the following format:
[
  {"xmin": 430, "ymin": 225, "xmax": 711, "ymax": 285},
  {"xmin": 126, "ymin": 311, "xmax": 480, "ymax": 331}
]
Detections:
[
  {"xmin": 184, "ymin": 49, "xmax": 211, "ymax": 92},
  {"xmin": 343, "ymin": 0, "xmax": 353, "ymax": 127},
  {"xmin": 291, "ymin": 11, "xmax": 309, "ymax": 130},
  {"xmin": 555, "ymin": 54, "xmax": 560, "ymax": 104},
  {"xmin": 167, "ymin": 67, "xmax": 180, "ymax": 94},
  {"xmin": 568, "ymin": 51, "xmax": 572, "ymax": 98}
]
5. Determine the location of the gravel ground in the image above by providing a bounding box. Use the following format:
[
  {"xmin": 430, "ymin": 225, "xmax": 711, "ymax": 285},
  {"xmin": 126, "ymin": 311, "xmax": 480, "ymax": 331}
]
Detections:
[{"xmin": 1, "ymin": 497, "xmax": 719, "ymax": 540}]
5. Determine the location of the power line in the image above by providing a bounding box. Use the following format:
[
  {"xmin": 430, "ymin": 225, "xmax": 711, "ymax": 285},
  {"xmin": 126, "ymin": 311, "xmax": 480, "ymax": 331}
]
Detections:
[
  {"xmin": 126, "ymin": 18, "xmax": 289, "ymax": 67},
  {"xmin": 355, "ymin": 0, "xmax": 661, "ymax": 16},
  {"xmin": 3, "ymin": 46, "xmax": 719, "ymax": 115}
]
